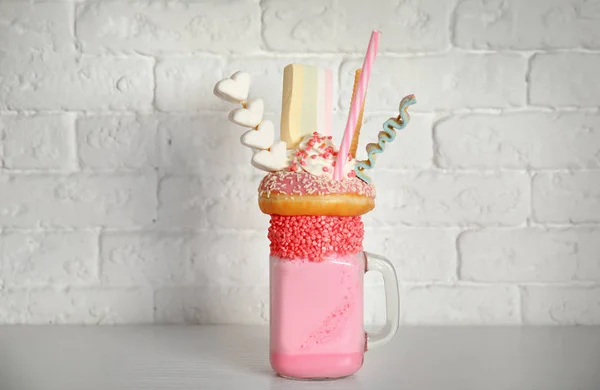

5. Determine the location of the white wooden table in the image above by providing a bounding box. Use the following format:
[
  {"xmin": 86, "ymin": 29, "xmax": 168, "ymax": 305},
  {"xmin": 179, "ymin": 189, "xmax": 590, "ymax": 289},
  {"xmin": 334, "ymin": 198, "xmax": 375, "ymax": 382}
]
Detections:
[{"xmin": 1, "ymin": 326, "xmax": 599, "ymax": 390}]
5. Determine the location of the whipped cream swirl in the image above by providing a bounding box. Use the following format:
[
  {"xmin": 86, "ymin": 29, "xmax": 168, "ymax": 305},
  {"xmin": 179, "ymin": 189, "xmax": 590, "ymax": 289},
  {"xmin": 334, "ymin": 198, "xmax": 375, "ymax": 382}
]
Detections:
[{"xmin": 287, "ymin": 132, "xmax": 356, "ymax": 179}]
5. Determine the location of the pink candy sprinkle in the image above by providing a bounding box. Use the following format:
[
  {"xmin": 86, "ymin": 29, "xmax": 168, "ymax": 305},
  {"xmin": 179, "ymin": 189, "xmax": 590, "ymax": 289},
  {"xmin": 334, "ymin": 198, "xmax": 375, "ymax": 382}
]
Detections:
[
  {"xmin": 322, "ymin": 166, "xmax": 329, "ymax": 172},
  {"xmin": 268, "ymin": 215, "xmax": 364, "ymax": 262}
]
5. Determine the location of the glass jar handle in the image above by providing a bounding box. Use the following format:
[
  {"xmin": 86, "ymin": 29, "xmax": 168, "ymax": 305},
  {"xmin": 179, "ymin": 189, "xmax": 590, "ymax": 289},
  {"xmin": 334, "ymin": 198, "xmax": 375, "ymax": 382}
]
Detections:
[{"xmin": 364, "ymin": 251, "xmax": 400, "ymax": 350}]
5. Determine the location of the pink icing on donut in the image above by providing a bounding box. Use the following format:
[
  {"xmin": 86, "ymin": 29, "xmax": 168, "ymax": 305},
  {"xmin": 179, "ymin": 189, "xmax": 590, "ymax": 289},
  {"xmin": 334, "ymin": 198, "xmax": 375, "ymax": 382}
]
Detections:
[
  {"xmin": 268, "ymin": 215, "xmax": 364, "ymax": 261},
  {"xmin": 258, "ymin": 170, "xmax": 375, "ymax": 198}
]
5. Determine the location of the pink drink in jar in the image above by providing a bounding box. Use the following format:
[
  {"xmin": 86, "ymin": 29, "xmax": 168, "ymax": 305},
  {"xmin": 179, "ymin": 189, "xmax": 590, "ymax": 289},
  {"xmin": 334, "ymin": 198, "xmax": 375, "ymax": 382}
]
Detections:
[
  {"xmin": 269, "ymin": 216, "xmax": 366, "ymax": 378},
  {"xmin": 212, "ymin": 42, "xmax": 415, "ymax": 380},
  {"xmin": 260, "ymin": 171, "xmax": 400, "ymax": 380}
]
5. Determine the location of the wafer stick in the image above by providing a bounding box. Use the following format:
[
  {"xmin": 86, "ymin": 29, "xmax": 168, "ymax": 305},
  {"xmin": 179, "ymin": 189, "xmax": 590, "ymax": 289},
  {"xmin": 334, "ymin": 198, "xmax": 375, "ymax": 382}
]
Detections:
[{"xmin": 349, "ymin": 69, "xmax": 365, "ymax": 159}]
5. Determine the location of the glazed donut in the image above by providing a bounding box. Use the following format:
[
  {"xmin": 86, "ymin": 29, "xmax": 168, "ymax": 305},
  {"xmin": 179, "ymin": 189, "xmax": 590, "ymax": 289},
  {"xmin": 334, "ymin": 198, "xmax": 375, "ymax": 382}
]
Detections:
[{"xmin": 258, "ymin": 170, "xmax": 375, "ymax": 216}]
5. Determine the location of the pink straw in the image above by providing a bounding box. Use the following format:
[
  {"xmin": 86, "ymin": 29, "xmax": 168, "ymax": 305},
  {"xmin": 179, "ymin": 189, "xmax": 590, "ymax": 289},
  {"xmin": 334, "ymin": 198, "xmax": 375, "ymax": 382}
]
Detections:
[{"xmin": 334, "ymin": 30, "xmax": 380, "ymax": 180}]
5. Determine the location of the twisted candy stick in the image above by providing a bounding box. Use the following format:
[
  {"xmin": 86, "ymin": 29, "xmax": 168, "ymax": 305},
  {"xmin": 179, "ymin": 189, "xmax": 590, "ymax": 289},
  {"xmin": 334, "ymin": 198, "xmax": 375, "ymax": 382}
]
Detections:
[{"xmin": 354, "ymin": 94, "xmax": 416, "ymax": 184}]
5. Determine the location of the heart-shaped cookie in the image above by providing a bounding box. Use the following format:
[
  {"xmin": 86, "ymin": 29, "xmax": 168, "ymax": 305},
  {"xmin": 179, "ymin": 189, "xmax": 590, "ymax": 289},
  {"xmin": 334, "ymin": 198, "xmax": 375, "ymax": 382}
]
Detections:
[
  {"xmin": 213, "ymin": 71, "xmax": 250, "ymax": 103},
  {"xmin": 251, "ymin": 141, "xmax": 289, "ymax": 172},
  {"xmin": 241, "ymin": 120, "xmax": 275, "ymax": 150},
  {"xmin": 229, "ymin": 98, "xmax": 264, "ymax": 128}
]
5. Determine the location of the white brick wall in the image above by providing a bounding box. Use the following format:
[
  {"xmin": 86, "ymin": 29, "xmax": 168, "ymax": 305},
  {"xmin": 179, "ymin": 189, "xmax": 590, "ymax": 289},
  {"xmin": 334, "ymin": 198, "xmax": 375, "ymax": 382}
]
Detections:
[{"xmin": 0, "ymin": 0, "xmax": 599, "ymax": 325}]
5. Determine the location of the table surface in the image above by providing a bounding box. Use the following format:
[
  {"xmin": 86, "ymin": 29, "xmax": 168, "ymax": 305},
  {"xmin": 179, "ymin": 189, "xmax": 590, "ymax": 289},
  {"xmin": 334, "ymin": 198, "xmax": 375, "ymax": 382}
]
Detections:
[{"xmin": 1, "ymin": 326, "xmax": 599, "ymax": 390}]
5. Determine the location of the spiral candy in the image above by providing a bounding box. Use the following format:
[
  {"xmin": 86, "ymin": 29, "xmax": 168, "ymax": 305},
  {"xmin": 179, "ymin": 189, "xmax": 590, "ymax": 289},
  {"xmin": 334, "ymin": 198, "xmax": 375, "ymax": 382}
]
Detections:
[{"xmin": 354, "ymin": 94, "xmax": 416, "ymax": 184}]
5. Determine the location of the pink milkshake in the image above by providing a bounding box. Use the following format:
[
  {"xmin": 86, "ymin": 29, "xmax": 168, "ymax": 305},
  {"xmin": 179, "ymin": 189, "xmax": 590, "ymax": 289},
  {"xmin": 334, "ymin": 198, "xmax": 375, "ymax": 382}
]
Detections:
[
  {"xmin": 270, "ymin": 253, "xmax": 365, "ymax": 378},
  {"xmin": 212, "ymin": 33, "xmax": 412, "ymax": 380},
  {"xmin": 254, "ymin": 131, "xmax": 384, "ymax": 381},
  {"xmin": 256, "ymin": 133, "xmax": 402, "ymax": 380}
]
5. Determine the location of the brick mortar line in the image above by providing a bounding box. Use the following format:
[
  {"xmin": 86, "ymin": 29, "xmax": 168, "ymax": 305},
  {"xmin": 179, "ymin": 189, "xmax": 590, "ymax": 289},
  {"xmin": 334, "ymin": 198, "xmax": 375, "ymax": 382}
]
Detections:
[
  {"xmin": 70, "ymin": 112, "xmax": 82, "ymax": 172},
  {"xmin": 3, "ymin": 107, "xmax": 599, "ymax": 116},
  {"xmin": 455, "ymin": 230, "xmax": 464, "ymax": 281},
  {"xmin": 0, "ymin": 110, "xmax": 160, "ymax": 116},
  {"xmin": 0, "ymin": 227, "xmax": 143, "ymax": 234},
  {"xmin": 150, "ymin": 57, "xmax": 159, "ymax": 112},
  {"xmin": 525, "ymin": 53, "xmax": 536, "ymax": 106},
  {"xmin": 1, "ymin": 166, "xmax": 599, "ymax": 176},
  {"xmin": 0, "ymin": 286, "xmax": 152, "ymax": 292},
  {"xmin": 4, "ymin": 224, "xmax": 600, "ymax": 234},
  {"xmin": 0, "ymin": 286, "xmax": 266, "ymax": 294},
  {"xmin": 5, "ymin": 167, "xmax": 594, "ymax": 174},
  {"xmin": 0, "ymin": 170, "xmax": 158, "ymax": 175},
  {"xmin": 376, "ymin": 168, "xmax": 600, "ymax": 173},
  {"xmin": 150, "ymin": 55, "xmax": 160, "ymax": 230},
  {"xmin": 528, "ymin": 222, "xmax": 600, "ymax": 228},
  {"xmin": 527, "ymin": 170, "xmax": 535, "ymax": 228},
  {"xmin": 1, "ymin": 224, "xmax": 595, "ymax": 232},
  {"xmin": 516, "ymin": 286, "xmax": 525, "ymax": 323},
  {"xmin": 346, "ymin": 168, "xmax": 598, "ymax": 174},
  {"xmin": 28, "ymin": 167, "xmax": 596, "ymax": 175},
  {"xmin": 93, "ymin": 227, "xmax": 102, "ymax": 284},
  {"xmin": 71, "ymin": 0, "xmax": 80, "ymax": 56},
  {"xmin": 518, "ymin": 286, "xmax": 526, "ymax": 324},
  {"xmin": 68, "ymin": 48, "xmax": 600, "ymax": 59},
  {"xmin": 447, "ymin": 48, "xmax": 600, "ymax": 55},
  {"xmin": 258, "ymin": 0, "xmax": 267, "ymax": 52},
  {"xmin": 431, "ymin": 115, "xmax": 448, "ymax": 169},
  {"xmin": 448, "ymin": 0, "xmax": 459, "ymax": 49}
]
